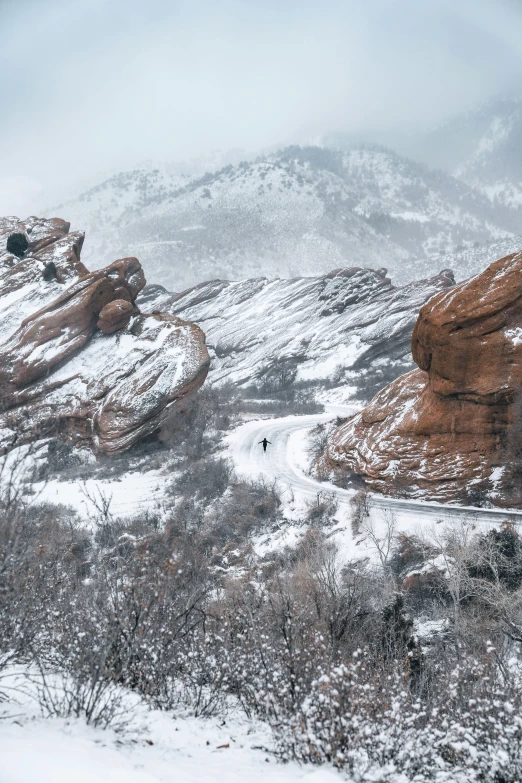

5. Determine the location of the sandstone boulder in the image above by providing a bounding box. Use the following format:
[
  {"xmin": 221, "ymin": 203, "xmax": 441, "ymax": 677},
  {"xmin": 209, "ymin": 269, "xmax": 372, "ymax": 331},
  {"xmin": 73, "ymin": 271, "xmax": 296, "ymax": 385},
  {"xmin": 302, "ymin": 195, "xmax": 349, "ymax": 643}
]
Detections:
[
  {"xmin": 97, "ymin": 299, "xmax": 137, "ymax": 334},
  {"xmin": 0, "ymin": 215, "xmax": 210, "ymax": 456},
  {"xmin": 0, "ymin": 273, "xmax": 115, "ymax": 394},
  {"xmin": 327, "ymin": 251, "xmax": 522, "ymax": 507},
  {"xmin": 102, "ymin": 256, "xmax": 146, "ymax": 302}
]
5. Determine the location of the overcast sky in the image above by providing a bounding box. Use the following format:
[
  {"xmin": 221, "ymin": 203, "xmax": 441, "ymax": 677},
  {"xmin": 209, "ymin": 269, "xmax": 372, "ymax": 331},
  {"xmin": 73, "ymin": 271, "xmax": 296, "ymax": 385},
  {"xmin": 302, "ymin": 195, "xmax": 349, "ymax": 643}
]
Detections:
[{"xmin": 1, "ymin": 0, "xmax": 521, "ymax": 215}]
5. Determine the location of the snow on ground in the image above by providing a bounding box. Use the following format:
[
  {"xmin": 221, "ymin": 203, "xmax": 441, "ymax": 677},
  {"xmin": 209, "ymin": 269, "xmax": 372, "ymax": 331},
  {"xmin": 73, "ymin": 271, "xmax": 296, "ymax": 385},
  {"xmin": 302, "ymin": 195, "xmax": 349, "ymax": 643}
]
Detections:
[
  {"xmin": 315, "ymin": 385, "xmax": 359, "ymax": 407},
  {"xmin": 0, "ymin": 714, "xmax": 340, "ymax": 783},
  {"xmin": 226, "ymin": 406, "xmax": 522, "ymax": 563},
  {"xmin": 32, "ymin": 469, "xmax": 168, "ymax": 520},
  {"xmin": 0, "ymin": 670, "xmax": 341, "ymax": 783}
]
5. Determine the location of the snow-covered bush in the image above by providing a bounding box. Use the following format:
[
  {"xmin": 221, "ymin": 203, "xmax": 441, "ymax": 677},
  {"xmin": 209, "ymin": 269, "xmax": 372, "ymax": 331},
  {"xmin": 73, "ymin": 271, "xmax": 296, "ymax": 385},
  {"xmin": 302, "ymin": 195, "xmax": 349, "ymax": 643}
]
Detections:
[
  {"xmin": 34, "ymin": 667, "xmax": 128, "ymax": 730},
  {"xmin": 276, "ymin": 652, "xmax": 522, "ymax": 782},
  {"xmin": 3, "ymin": 456, "xmax": 522, "ymax": 782}
]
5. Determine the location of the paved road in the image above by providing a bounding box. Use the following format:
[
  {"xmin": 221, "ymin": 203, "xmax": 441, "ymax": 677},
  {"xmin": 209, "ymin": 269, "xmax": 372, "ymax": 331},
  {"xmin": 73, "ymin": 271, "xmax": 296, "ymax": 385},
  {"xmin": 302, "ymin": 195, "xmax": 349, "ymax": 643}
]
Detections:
[{"xmin": 229, "ymin": 407, "xmax": 522, "ymax": 525}]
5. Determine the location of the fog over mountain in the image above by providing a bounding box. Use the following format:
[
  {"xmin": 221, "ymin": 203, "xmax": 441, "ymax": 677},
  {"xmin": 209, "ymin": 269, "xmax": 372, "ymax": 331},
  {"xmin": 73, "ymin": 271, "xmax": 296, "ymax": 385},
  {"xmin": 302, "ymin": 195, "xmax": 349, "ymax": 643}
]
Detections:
[
  {"xmin": 2, "ymin": 0, "xmax": 522, "ymax": 216},
  {"xmin": 57, "ymin": 140, "xmax": 518, "ymax": 290}
]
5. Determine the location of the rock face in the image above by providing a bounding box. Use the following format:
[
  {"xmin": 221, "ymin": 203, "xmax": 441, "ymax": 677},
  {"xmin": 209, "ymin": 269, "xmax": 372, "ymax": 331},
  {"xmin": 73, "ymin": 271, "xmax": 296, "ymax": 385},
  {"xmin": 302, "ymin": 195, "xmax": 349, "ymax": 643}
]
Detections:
[
  {"xmin": 139, "ymin": 268, "xmax": 456, "ymax": 390},
  {"xmin": 327, "ymin": 250, "xmax": 522, "ymax": 507},
  {"xmin": 0, "ymin": 216, "xmax": 210, "ymax": 456}
]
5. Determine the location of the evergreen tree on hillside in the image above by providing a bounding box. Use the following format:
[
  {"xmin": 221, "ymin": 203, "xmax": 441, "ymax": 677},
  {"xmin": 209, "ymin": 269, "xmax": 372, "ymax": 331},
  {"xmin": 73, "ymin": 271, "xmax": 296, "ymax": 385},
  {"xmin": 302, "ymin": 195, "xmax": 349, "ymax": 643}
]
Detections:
[{"xmin": 6, "ymin": 233, "xmax": 28, "ymax": 258}]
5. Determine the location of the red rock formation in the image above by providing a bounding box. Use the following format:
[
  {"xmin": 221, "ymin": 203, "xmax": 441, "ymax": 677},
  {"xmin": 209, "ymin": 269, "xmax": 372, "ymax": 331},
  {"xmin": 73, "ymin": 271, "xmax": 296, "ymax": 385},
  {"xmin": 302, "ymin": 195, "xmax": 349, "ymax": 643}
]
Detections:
[
  {"xmin": 1, "ymin": 274, "xmax": 116, "ymax": 393},
  {"xmin": 97, "ymin": 299, "xmax": 137, "ymax": 334},
  {"xmin": 103, "ymin": 257, "xmax": 146, "ymax": 302},
  {"xmin": 327, "ymin": 251, "xmax": 522, "ymax": 507},
  {"xmin": 0, "ymin": 216, "xmax": 210, "ymax": 456}
]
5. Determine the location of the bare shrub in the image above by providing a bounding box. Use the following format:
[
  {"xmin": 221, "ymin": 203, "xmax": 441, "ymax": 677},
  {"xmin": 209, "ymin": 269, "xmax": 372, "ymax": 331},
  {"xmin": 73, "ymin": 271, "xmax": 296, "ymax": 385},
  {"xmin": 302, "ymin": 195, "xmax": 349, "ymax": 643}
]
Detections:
[
  {"xmin": 306, "ymin": 422, "xmax": 329, "ymax": 465},
  {"xmin": 160, "ymin": 384, "xmax": 239, "ymax": 460},
  {"xmin": 174, "ymin": 457, "xmax": 234, "ymax": 502},
  {"xmin": 205, "ymin": 477, "xmax": 281, "ymax": 547},
  {"xmin": 257, "ymin": 358, "xmax": 298, "ymax": 394},
  {"xmin": 238, "ymin": 393, "xmax": 323, "ymax": 416},
  {"xmin": 242, "ymin": 360, "xmax": 324, "ymax": 415},
  {"xmin": 150, "ymin": 630, "xmax": 228, "ymax": 717},
  {"xmin": 275, "ymin": 650, "xmax": 522, "ymax": 780},
  {"xmin": 353, "ymin": 358, "xmax": 415, "ymax": 402},
  {"xmin": 304, "ymin": 491, "xmax": 338, "ymax": 526},
  {"xmin": 350, "ymin": 488, "xmax": 370, "ymax": 536},
  {"xmin": 359, "ymin": 508, "xmax": 397, "ymax": 572},
  {"xmin": 34, "ymin": 666, "xmax": 129, "ymax": 730}
]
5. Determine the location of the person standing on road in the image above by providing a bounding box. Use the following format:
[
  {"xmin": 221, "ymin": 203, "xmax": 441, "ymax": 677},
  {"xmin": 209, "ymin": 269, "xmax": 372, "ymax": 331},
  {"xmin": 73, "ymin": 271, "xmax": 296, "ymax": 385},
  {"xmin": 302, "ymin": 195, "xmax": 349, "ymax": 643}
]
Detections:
[{"xmin": 259, "ymin": 437, "xmax": 271, "ymax": 453}]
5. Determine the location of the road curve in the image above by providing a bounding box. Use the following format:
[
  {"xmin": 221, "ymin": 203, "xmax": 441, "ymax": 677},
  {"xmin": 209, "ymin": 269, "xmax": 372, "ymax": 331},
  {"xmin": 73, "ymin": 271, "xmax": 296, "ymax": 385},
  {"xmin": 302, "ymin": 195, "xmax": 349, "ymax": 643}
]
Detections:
[{"xmin": 228, "ymin": 407, "xmax": 522, "ymax": 525}]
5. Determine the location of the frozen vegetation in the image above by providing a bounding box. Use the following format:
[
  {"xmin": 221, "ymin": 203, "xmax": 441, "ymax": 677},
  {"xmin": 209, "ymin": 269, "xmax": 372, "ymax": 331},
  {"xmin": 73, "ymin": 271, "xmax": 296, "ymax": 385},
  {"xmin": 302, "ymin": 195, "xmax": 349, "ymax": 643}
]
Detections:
[{"xmin": 2, "ymin": 382, "xmax": 522, "ymax": 782}]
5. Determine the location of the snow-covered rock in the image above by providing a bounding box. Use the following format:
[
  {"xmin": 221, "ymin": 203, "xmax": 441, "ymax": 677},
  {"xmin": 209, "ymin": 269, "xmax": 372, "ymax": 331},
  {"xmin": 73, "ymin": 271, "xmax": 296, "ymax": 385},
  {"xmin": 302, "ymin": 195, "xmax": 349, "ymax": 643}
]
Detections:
[
  {"xmin": 326, "ymin": 248, "xmax": 522, "ymax": 507},
  {"xmin": 0, "ymin": 216, "xmax": 210, "ymax": 456},
  {"xmin": 139, "ymin": 265, "xmax": 456, "ymax": 389}
]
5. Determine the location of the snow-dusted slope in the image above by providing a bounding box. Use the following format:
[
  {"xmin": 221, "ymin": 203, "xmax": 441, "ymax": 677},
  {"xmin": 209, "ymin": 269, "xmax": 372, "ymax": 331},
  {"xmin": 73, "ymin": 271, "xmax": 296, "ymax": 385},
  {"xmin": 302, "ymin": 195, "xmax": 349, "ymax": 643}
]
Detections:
[
  {"xmin": 330, "ymin": 145, "xmax": 508, "ymax": 258},
  {"xmin": 424, "ymin": 235, "xmax": 522, "ymax": 283},
  {"xmin": 406, "ymin": 95, "xmax": 522, "ymax": 219},
  {"xmin": 139, "ymin": 266, "xmax": 455, "ymax": 388},
  {"xmin": 54, "ymin": 146, "xmax": 511, "ymax": 291},
  {"xmin": 54, "ymin": 168, "xmax": 192, "ymax": 260}
]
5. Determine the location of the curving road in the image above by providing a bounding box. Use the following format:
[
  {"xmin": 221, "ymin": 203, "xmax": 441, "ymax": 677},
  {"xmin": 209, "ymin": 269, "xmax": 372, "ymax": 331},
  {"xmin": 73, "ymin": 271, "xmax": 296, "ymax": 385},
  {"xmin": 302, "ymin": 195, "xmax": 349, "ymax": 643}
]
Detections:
[{"xmin": 228, "ymin": 406, "xmax": 522, "ymax": 525}]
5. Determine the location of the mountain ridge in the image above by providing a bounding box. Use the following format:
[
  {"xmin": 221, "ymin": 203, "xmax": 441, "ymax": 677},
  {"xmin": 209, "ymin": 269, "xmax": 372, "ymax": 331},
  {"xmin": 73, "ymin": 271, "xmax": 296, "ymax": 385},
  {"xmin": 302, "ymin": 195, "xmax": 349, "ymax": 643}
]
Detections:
[{"xmin": 52, "ymin": 143, "xmax": 513, "ymax": 291}]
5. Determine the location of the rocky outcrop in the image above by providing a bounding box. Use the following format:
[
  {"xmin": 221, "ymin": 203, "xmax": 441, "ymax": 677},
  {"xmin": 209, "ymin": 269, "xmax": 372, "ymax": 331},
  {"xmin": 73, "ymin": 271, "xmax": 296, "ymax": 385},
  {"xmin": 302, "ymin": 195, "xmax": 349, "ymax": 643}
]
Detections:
[
  {"xmin": 139, "ymin": 268, "xmax": 456, "ymax": 389},
  {"xmin": 97, "ymin": 299, "xmax": 137, "ymax": 334},
  {"xmin": 327, "ymin": 250, "xmax": 522, "ymax": 507},
  {"xmin": 0, "ymin": 216, "xmax": 210, "ymax": 456}
]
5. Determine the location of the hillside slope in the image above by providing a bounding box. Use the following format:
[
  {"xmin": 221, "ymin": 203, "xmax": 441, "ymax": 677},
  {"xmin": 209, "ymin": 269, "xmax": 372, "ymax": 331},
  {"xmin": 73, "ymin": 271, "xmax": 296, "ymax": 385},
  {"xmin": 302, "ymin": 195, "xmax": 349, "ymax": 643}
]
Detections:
[
  {"xmin": 403, "ymin": 234, "xmax": 522, "ymax": 284},
  {"xmin": 405, "ymin": 94, "xmax": 522, "ymax": 219},
  {"xmin": 55, "ymin": 146, "xmax": 511, "ymax": 290}
]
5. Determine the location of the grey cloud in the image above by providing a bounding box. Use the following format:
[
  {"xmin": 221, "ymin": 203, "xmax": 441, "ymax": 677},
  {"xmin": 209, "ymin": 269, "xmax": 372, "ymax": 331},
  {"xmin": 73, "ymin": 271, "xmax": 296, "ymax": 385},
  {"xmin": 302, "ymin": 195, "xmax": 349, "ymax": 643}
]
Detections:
[{"xmin": 0, "ymin": 0, "xmax": 521, "ymax": 214}]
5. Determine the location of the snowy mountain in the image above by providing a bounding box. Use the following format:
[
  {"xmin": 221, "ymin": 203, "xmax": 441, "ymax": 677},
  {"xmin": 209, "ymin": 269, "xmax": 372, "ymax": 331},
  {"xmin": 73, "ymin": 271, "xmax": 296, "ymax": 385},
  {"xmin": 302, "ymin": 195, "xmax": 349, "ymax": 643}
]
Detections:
[
  {"xmin": 403, "ymin": 94, "xmax": 522, "ymax": 219},
  {"xmin": 325, "ymin": 93, "xmax": 522, "ymax": 238},
  {"xmin": 139, "ymin": 265, "xmax": 455, "ymax": 396},
  {"xmin": 53, "ymin": 146, "xmax": 512, "ymax": 291},
  {"xmin": 454, "ymin": 95, "xmax": 522, "ymax": 199},
  {"xmin": 421, "ymin": 235, "xmax": 522, "ymax": 284},
  {"xmin": 54, "ymin": 167, "xmax": 192, "ymax": 241}
]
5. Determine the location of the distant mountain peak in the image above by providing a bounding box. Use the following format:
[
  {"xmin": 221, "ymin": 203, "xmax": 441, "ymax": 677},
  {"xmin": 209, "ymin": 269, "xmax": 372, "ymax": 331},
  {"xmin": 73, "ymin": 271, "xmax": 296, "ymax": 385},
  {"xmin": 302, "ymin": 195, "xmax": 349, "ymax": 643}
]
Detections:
[{"xmin": 47, "ymin": 117, "xmax": 517, "ymax": 291}]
